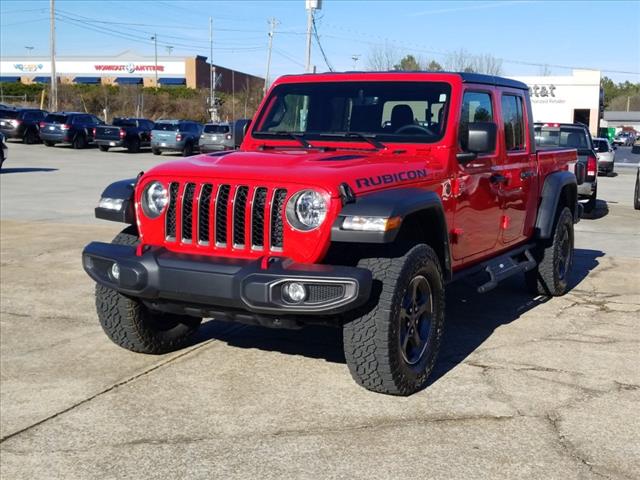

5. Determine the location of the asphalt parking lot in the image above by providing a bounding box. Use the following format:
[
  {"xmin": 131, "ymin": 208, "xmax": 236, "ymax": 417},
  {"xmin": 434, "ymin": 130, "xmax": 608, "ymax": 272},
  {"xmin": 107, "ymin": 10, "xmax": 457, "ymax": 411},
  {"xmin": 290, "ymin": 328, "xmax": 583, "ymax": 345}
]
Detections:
[{"xmin": 1, "ymin": 143, "xmax": 639, "ymax": 479}]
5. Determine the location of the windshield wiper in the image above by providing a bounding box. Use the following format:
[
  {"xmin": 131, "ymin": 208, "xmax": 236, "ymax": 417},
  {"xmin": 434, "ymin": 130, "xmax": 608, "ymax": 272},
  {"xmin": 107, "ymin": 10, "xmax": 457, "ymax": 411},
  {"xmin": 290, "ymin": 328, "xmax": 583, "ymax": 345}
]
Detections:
[
  {"xmin": 318, "ymin": 132, "xmax": 386, "ymax": 150},
  {"xmin": 253, "ymin": 131, "xmax": 313, "ymax": 149}
]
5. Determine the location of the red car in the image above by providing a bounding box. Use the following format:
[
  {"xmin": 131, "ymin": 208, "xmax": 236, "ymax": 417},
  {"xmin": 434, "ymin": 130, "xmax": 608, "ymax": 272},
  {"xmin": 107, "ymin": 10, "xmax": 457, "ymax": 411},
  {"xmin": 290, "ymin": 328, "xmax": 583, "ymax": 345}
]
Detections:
[{"xmin": 83, "ymin": 72, "xmax": 581, "ymax": 395}]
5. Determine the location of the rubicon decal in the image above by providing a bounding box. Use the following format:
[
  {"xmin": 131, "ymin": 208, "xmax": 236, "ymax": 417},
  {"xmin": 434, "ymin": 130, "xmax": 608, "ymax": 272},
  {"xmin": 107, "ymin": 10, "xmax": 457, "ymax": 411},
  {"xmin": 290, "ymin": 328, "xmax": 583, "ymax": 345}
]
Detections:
[{"xmin": 355, "ymin": 169, "xmax": 427, "ymax": 189}]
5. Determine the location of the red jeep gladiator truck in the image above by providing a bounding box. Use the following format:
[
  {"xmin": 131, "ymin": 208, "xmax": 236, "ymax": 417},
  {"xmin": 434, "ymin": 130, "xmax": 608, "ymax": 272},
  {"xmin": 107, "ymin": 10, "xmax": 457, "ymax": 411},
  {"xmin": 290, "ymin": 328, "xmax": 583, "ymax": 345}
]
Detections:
[{"xmin": 83, "ymin": 72, "xmax": 582, "ymax": 396}]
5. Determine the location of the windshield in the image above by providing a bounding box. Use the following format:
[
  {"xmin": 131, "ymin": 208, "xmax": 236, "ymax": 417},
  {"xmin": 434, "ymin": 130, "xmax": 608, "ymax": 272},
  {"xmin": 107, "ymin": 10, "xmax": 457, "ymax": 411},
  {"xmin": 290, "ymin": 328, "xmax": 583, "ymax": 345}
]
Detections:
[
  {"xmin": 44, "ymin": 114, "xmax": 68, "ymax": 124},
  {"xmin": 0, "ymin": 110, "xmax": 19, "ymax": 119},
  {"xmin": 204, "ymin": 124, "xmax": 230, "ymax": 134},
  {"xmin": 535, "ymin": 126, "xmax": 592, "ymax": 150},
  {"xmin": 253, "ymin": 81, "xmax": 451, "ymax": 144},
  {"xmin": 153, "ymin": 122, "xmax": 179, "ymax": 132}
]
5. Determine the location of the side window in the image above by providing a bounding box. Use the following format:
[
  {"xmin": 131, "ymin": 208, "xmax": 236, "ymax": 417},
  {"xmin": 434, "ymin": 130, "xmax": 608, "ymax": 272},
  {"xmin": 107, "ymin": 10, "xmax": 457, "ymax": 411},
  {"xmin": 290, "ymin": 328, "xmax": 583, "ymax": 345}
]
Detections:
[
  {"xmin": 459, "ymin": 91, "xmax": 494, "ymax": 152},
  {"xmin": 23, "ymin": 112, "xmax": 34, "ymax": 121},
  {"xmin": 501, "ymin": 94, "xmax": 525, "ymax": 151}
]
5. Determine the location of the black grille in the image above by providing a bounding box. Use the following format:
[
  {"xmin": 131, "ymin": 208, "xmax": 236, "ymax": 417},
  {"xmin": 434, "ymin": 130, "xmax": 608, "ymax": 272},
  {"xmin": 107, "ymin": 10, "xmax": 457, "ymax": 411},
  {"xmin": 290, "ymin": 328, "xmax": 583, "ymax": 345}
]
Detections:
[
  {"xmin": 233, "ymin": 186, "xmax": 249, "ymax": 246},
  {"xmin": 198, "ymin": 184, "xmax": 213, "ymax": 244},
  {"xmin": 181, "ymin": 183, "xmax": 195, "ymax": 241},
  {"xmin": 270, "ymin": 189, "xmax": 287, "ymax": 249},
  {"xmin": 251, "ymin": 188, "xmax": 268, "ymax": 248},
  {"xmin": 165, "ymin": 182, "xmax": 179, "ymax": 239},
  {"xmin": 307, "ymin": 284, "xmax": 345, "ymax": 303},
  {"xmin": 215, "ymin": 185, "xmax": 231, "ymax": 245}
]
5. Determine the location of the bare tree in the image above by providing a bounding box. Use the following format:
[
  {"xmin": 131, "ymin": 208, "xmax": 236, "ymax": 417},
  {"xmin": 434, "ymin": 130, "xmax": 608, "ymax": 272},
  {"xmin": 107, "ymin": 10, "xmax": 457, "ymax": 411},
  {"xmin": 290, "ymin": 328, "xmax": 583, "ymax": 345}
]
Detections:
[
  {"xmin": 367, "ymin": 44, "xmax": 399, "ymax": 71},
  {"xmin": 445, "ymin": 49, "xmax": 476, "ymax": 73},
  {"xmin": 473, "ymin": 53, "xmax": 503, "ymax": 75}
]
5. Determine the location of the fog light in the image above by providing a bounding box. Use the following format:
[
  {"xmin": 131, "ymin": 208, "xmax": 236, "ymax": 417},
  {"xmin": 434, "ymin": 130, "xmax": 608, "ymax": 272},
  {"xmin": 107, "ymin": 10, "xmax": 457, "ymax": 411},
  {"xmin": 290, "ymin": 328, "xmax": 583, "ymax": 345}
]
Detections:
[
  {"xmin": 283, "ymin": 282, "xmax": 307, "ymax": 303},
  {"xmin": 111, "ymin": 262, "xmax": 120, "ymax": 281}
]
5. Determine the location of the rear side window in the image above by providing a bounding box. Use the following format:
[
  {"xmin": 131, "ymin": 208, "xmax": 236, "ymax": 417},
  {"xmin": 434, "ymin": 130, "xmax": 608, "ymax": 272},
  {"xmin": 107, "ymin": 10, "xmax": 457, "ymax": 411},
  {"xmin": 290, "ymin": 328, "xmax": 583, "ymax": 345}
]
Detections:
[
  {"xmin": 0, "ymin": 110, "xmax": 20, "ymax": 119},
  {"xmin": 44, "ymin": 114, "xmax": 67, "ymax": 124},
  {"xmin": 501, "ymin": 94, "xmax": 525, "ymax": 151},
  {"xmin": 113, "ymin": 119, "xmax": 137, "ymax": 127},
  {"xmin": 459, "ymin": 91, "xmax": 494, "ymax": 151},
  {"xmin": 535, "ymin": 127, "xmax": 591, "ymax": 149},
  {"xmin": 153, "ymin": 123, "xmax": 179, "ymax": 132},
  {"xmin": 594, "ymin": 140, "xmax": 609, "ymax": 153}
]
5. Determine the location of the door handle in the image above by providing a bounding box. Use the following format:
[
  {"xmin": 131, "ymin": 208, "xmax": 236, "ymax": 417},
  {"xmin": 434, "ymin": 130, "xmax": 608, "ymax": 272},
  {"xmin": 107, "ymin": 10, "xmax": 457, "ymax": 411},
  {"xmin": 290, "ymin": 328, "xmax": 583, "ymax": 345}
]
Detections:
[
  {"xmin": 490, "ymin": 173, "xmax": 508, "ymax": 184},
  {"xmin": 520, "ymin": 170, "xmax": 535, "ymax": 180}
]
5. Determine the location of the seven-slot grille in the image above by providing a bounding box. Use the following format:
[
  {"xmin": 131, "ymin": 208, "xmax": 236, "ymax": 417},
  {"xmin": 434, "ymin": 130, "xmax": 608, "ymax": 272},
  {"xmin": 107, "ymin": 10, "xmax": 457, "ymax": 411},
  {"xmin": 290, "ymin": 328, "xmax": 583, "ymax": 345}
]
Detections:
[{"xmin": 164, "ymin": 182, "xmax": 288, "ymax": 252}]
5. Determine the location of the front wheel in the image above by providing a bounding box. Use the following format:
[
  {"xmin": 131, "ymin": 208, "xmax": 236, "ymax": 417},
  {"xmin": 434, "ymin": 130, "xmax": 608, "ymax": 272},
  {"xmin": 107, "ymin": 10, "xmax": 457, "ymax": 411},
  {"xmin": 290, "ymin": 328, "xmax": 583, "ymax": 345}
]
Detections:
[
  {"xmin": 127, "ymin": 137, "xmax": 140, "ymax": 153},
  {"xmin": 525, "ymin": 207, "xmax": 574, "ymax": 296},
  {"xmin": 95, "ymin": 227, "xmax": 202, "ymax": 354},
  {"xmin": 23, "ymin": 129, "xmax": 38, "ymax": 144},
  {"xmin": 343, "ymin": 244, "xmax": 445, "ymax": 396},
  {"xmin": 182, "ymin": 142, "xmax": 194, "ymax": 157},
  {"xmin": 152, "ymin": 148, "xmax": 161, "ymax": 156},
  {"xmin": 72, "ymin": 134, "xmax": 87, "ymax": 149}
]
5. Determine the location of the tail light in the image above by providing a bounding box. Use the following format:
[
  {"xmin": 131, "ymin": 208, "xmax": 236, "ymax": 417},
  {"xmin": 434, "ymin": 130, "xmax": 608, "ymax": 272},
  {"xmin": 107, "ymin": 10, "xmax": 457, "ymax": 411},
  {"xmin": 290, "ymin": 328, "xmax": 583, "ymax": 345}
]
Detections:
[
  {"xmin": 92, "ymin": 128, "xmax": 96, "ymax": 137},
  {"xmin": 176, "ymin": 133, "xmax": 182, "ymax": 141},
  {"xmin": 61, "ymin": 124, "xmax": 70, "ymax": 131},
  {"xmin": 543, "ymin": 123, "xmax": 560, "ymax": 128},
  {"xmin": 39, "ymin": 121, "xmax": 45, "ymax": 129},
  {"xmin": 149, "ymin": 132, "xmax": 153, "ymax": 139},
  {"xmin": 587, "ymin": 154, "xmax": 597, "ymax": 177},
  {"xmin": 225, "ymin": 134, "xmax": 232, "ymax": 140},
  {"xmin": 10, "ymin": 119, "xmax": 21, "ymax": 126},
  {"xmin": 119, "ymin": 128, "xmax": 126, "ymax": 139}
]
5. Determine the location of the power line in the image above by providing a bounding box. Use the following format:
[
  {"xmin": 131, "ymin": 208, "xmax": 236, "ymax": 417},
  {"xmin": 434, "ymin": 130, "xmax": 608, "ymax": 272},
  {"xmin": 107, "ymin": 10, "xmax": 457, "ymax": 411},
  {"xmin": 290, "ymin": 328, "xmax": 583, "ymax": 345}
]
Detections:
[{"xmin": 311, "ymin": 16, "xmax": 333, "ymax": 72}]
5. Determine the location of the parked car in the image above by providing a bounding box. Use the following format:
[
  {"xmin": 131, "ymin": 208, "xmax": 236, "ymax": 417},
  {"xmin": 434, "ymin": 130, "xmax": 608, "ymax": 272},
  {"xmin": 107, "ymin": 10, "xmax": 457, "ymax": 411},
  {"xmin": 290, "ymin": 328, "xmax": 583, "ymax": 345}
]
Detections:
[
  {"xmin": 150, "ymin": 120, "xmax": 202, "ymax": 156},
  {"xmin": 199, "ymin": 119, "xmax": 251, "ymax": 153},
  {"xmin": 83, "ymin": 71, "xmax": 582, "ymax": 396},
  {"xmin": 635, "ymin": 168, "xmax": 640, "ymax": 210},
  {"xmin": 0, "ymin": 108, "xmax": 48, "ymax": 144},
  {"xmin": 592, "ymin": 137, "xmax": 615, "ymax": 175},
  {"xmin": 613, "ymin": 132, "xmax": 633, "ymax": 147},
  {"xmin": 40, "ymin": 112, "xmax": 104, "ymax": 149},
  {"xmin": 94, "ymin": 117, "xmax": 155, "ymax": 153},
  {"xmin": 0, "ymin": 132, "xmax": 7, "ymax": 169},
  {"xmin": 535, "ymin": 122, "xmax": 598, "ymax": 213}
]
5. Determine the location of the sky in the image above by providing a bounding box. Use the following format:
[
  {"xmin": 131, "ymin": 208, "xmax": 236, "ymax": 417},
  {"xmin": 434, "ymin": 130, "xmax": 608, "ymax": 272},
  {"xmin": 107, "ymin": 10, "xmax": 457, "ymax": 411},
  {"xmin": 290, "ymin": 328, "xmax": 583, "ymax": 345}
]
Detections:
[{"xmin": 1, "ymin": 0, "xmax": 639, "ymax": 83}]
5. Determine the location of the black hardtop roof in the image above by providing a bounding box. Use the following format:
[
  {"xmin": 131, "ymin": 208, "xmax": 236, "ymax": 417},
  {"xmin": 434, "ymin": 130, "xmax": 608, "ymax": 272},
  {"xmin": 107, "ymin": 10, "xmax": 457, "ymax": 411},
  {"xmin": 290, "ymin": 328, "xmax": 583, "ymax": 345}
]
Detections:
[{"xmin": 285, "ymin": 71, "xmax": 529, "ymax": 91}]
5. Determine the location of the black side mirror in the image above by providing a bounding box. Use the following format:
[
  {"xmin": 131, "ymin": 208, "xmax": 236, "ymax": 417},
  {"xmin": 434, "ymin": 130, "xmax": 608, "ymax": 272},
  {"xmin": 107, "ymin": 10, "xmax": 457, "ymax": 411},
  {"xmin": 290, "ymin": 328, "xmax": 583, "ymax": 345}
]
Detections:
[
  {"xmin": 232, "ymin": 119, "xmax": 251, "ymax": 148},
  {"xmin": 456, "ymin": 122, "xmax": 497, "ymax": 163}
]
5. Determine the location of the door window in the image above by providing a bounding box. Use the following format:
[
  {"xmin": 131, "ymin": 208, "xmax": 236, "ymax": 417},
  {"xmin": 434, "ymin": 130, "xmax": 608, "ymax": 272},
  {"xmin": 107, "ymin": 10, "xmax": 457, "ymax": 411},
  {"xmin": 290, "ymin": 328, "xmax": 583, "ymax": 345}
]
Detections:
[
  {"xmin": 459, "ymin": 91, "xmax": 494, "ymax": 152},
  {"xmin": 501, "ymin": 94, "xmax": 525, "ymax": 151}
]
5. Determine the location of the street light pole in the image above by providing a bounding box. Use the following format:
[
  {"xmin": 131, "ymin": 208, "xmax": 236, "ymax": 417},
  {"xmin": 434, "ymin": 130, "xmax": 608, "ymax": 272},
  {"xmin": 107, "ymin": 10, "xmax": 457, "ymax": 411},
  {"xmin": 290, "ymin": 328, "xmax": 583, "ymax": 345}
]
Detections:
[
  {"xmin": 49, "ymin": 0, "xmax": 57, "ymax": 111},
  {"xmin": 151, "ymin": 34, "xmax": 158, "ymax": 89},
  {"xmin": 305, "ymin": 7, "xmax": 314, "ymax": 73}
]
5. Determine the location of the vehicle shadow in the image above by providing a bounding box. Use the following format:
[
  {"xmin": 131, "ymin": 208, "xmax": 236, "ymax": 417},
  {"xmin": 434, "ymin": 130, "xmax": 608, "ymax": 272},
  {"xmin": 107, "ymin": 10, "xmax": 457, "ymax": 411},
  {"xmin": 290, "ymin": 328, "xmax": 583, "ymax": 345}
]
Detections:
[
  {"xmin": 582, "ymin": 199, "xmax": 609, "ymax": 220},
  {"xmin": 0, "ymin": 167, "xmax": 58, "ymax": 174},
  {"xmin": 190, "ymin": 249, "xmax": 604, "ymax": 379}
]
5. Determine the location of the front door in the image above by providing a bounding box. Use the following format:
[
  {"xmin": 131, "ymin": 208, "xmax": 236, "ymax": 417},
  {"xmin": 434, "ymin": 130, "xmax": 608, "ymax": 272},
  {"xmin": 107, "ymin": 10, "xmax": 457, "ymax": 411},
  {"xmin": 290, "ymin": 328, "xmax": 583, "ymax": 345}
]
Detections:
[
  {"xmin": 452, "ymin": 89, "xmax": 503, "ymax": 261},
  {"xmin": 497, "ymin": 91, "xmax": 538, "ymax": 244}
]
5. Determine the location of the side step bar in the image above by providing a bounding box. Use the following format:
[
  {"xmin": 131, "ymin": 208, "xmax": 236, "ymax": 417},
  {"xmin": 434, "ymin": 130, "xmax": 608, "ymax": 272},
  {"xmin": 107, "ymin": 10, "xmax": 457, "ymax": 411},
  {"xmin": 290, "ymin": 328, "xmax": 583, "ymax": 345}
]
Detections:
[{"xmin": 451, "ymin": 244, "xmax": 538, "ymax": 294}]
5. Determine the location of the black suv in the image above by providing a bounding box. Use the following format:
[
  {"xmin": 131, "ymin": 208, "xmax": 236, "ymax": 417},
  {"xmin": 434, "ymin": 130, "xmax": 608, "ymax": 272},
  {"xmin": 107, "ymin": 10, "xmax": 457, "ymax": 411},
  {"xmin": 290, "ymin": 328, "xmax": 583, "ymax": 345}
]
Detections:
[
  {"xmin": 40, "ymin": 112, "xmax": 104, "ymax": 149},
  {"xmin": 0, "ymin": 108, "xmax": 48, "ymax": 144}
]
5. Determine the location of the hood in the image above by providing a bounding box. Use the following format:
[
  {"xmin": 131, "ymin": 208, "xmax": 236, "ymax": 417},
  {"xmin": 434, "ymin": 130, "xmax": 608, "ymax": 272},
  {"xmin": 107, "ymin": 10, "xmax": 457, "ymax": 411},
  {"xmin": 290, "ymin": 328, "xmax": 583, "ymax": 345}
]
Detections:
[{"xmin": 144, "ymin": 147, "xmax": 447, "ymax": 197}]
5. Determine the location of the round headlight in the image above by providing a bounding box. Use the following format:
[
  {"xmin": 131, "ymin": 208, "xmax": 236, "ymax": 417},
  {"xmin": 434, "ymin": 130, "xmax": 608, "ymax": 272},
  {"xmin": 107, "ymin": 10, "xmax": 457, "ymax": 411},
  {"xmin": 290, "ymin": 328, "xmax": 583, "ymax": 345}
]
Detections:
[
  {"xmin": 142, "ymin": 181, "xmax": 169, "ymax": 218},
  {"xmin": 286, "ymin": 189, "xmax": 327, "ymax": 231}
]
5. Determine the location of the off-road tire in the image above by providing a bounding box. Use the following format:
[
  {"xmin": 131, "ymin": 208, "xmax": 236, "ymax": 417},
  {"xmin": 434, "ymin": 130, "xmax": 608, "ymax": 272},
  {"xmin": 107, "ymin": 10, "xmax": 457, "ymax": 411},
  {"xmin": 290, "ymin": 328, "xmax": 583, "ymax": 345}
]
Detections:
[
  {"xmin": 23, "ymin": 129, "xmax": 38, "ymax": 144},
  {"xmin": 95, "ymin": 227, "xmax": 202, "ymax": 354},
  {"xmin": 343, "ymin": 244, "xmax": 445, "ymax": 396},
  {"xmin": 44, "ymin": 140, "xmax": 55, "ymax": 147},
  {"xmin": 634, "ymin": 170, "xmax": 640, "ymax": 210},
  {"xmin": 182, "ymin": 141, "xmax": 194, "ymax": 157},
  {"xmin": 72, "ymin": 134, "xmax": 87, "ymax": 149},
  {"xmin": 525, "ymin": 207, "xmax": 574, "ymax": 296},
  {"xmin": 98, "ymin": 145, "xmax": 109, "ymax": 152},
  {"xmin": 127, "ymin": 137, "xmax": 140, "ymax": 153},
  {"xmin": 584, "ymin": 184, "xmax": 597, "ymax": 214},
  {"xmin": 152, "ymin": 148, "xmax": 161, "ymax": 156}
]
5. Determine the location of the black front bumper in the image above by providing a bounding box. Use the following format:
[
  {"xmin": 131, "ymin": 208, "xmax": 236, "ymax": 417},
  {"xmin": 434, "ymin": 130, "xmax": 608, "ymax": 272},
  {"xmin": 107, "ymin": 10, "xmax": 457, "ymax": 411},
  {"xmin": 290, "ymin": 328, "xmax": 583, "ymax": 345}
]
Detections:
[{"xmin": 82, "ymin": 242, "xmax": 372, "ymax": 316}]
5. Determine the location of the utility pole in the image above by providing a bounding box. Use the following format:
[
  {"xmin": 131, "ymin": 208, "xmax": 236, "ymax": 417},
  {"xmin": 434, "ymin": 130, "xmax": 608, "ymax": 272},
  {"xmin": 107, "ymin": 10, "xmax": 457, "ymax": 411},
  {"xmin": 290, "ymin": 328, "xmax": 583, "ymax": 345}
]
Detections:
[
  {"xmin": 208, "ymin": 18, "xmax": 220, "ymax": 122},
  {"xmin": 264, "ymin": 17, "xmax": 278, "ymax": 96},
  {"xmin": 151, "ymin": 34, "xmax": 158, "ymax": 89},
  {"xmin": 49, "ymin": 0, "xmax": 57, "ymax": 111},
  {"xmin": 305, "ymin": 7, "xmax": 314, "ymax": 72}
]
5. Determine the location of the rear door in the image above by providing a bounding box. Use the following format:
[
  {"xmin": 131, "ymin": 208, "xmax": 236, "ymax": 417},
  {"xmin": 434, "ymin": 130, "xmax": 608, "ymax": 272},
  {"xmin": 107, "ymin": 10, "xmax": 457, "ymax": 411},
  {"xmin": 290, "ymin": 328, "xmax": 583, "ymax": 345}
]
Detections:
[
  {"xmin": 497, "ymin": 90, "xmax": 538, "ymax": 244},
  {"xmin": 452, "ymin": 89, "xmax": 503, "ymax": 260}
]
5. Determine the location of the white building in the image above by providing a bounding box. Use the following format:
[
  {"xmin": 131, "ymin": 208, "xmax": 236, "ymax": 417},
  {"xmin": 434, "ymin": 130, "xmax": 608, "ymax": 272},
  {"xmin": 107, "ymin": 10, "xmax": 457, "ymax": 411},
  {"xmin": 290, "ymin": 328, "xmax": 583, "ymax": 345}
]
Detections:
[{"xmin": 510, "ymin": 69, "xmax": 602, "ymax": 135}]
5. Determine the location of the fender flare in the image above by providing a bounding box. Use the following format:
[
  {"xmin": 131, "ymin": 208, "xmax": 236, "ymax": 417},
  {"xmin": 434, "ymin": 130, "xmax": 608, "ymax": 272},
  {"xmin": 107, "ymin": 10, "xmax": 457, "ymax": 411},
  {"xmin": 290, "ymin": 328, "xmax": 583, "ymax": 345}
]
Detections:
[
  {"xmin": 95, "ymin": 177, "xmax": 138, "ymax": 224},
  {"xmin": 331, "ymin": 188, "xmax": 452, "ymax": 279},
  {"xmin": 535, "ymin": 171, "xmax": 578, "ymax": 239}
]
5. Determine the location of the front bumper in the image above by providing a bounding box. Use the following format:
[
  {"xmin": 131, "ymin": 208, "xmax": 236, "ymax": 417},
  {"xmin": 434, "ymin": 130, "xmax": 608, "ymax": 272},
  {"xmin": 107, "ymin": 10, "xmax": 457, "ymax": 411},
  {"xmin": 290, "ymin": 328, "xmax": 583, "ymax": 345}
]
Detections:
[{"xmin": 82, "ymin": 242, "xmax": 372, "ymax": 316}]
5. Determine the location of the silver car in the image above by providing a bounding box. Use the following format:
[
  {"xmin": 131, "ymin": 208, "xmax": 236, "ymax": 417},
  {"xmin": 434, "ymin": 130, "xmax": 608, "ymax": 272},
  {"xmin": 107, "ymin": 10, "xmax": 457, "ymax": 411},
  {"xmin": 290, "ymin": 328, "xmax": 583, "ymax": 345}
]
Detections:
[
  {"xmin": 200, "ymin": 123, "xmax": 233, "ymax": 152},
  {"xmin": 593, "ymin": 137, "xmax": 615, "ymax": 175}
]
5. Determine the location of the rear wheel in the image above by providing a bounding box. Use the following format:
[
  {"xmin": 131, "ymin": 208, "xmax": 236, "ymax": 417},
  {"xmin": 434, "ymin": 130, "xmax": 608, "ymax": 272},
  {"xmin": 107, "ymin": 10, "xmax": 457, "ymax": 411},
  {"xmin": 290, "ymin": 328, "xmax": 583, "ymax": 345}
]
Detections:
[
  {"xmin": 343, "ymin": 244, "xmax": 445, "ymax": 396},
  {"xmin": 44, "ymin": 140, "xmax": 55, "ymax": 147},
  {"xmin": 182, "ymin": 141, "xmax": 194, "ymax": 157},
  {"xmin": 525, "ymin": 207, "xmax": 574, "ymax": 296},
  {"xmin": 127, "ymin": 137, "xmax": 141, "ymax": 153},
  {"xmin": 23, "ymin": 129, "xmax": 38, "ymax": 144},
  {"xmin": 72, "ymin": 134, "xmax": 87, "ymax": 149},
  {"xmin": 98, "ymin": 145, "xmax": 109, "ymax": 152},
  {"xmin": 95, "ymin": 227, "xmax": 202, "ymax": 354},
  {"xmin": 152, "ymin": 148, "xmax": 161, "ymax": 156}
]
